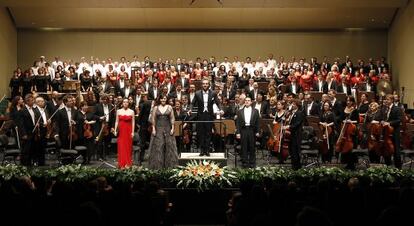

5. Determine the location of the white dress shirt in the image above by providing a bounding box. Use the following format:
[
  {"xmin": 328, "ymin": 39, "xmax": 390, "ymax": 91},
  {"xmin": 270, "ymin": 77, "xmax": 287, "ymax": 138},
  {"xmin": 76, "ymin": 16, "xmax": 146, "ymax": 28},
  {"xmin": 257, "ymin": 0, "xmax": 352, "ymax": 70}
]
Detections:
[
  {"xmin": 203, "ymin": 90, "xmax": 209, "ymax": 112},
  {"xmin": 103, "ymin": 104, "xmax": 109, "ymax": 122},
  {"xmin": 65, "ymin": 107, "xmax": 72, "ymax": 124},
  {"xmin": 255, "ymin": 102, "xmax": 262, "ymax": 115},
  {"xmin": 25, "ymin": 105, "xmax": 35, "ymax": 125},
  {"xmin": 39, "ymin": 107, "xmax": 47, "ymax": 125},
  {"xmin": 244, "ymin": 106, "xmax": 252, "ymax": 126},
  {"xmin": 119, "ymin": 80, "xmax": 125, "ymax": 90},
  {"xmin": 124, "ymin": 87, "xmax": 130, "ymax": 98}
]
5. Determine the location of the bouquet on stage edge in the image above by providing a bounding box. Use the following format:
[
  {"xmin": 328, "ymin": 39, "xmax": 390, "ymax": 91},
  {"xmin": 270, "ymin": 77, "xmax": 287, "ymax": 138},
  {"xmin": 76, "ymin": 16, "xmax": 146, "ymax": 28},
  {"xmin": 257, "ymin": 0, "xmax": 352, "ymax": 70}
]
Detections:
[{"xmin": 170, "ymin": 160, "xmax": 237, "ymax": 191}]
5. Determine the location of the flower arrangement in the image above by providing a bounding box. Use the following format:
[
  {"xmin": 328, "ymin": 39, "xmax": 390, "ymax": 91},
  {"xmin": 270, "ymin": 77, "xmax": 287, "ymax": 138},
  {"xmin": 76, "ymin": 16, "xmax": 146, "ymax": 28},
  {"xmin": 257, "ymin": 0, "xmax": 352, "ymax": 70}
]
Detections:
[
  {"xmin": 0, "ymin": 164, "xmax": 413, "ymax": 190},
  {"xmin": 170, "ymin": 160, "xmax": 237, "ymax": 191}
]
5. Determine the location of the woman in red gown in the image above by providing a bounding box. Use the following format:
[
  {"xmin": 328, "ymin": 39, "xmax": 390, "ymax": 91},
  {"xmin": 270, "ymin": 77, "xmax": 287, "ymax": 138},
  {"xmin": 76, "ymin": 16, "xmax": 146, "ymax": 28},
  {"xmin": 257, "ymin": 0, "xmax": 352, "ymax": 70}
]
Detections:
[{"xmin": 114, "ymin": 99, "xmax": 135, "ymax": 168}]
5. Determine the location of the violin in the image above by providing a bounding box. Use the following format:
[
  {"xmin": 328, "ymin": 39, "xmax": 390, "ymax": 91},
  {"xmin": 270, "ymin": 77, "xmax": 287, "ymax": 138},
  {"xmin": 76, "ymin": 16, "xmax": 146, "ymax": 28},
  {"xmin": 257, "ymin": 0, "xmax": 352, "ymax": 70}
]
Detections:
[{"xmin": 335, "ymin": 108, "xmax": 356, "ymax": 154}]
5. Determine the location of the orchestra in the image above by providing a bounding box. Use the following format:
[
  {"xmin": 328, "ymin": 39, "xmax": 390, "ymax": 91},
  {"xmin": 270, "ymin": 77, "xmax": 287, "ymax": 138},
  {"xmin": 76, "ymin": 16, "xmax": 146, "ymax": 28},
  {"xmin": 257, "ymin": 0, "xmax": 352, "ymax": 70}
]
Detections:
[{"xmin": 3, "ymin": 54, "xmax": 411, "ymax": 170}]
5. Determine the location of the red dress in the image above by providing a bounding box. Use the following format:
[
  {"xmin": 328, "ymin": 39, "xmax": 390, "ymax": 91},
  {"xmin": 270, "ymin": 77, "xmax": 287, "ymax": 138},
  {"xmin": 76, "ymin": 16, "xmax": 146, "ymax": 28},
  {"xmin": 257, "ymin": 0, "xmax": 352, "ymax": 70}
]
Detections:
[{"xmin": 117, "ymin": 115, "xmax": 133, "ymax": 168}]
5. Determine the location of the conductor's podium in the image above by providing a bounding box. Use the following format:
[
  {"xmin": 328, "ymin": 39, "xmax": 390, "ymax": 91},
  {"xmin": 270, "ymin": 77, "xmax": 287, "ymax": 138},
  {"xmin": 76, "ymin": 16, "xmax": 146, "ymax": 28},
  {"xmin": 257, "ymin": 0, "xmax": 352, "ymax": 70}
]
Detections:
[{"xmin": 178, "ymin": 152, "xmax": 227, "ymax": 167}]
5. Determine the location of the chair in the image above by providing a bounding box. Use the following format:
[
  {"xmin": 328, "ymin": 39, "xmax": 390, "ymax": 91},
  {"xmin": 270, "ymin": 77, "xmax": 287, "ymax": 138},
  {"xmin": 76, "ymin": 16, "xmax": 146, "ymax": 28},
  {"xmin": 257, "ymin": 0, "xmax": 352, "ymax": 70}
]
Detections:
[
  {"xmin": 0, "ymin": 127, "xmax": 22, "ymax": 164},
  {"xmin": 55, "ymin": 136, "xmax": 78, "ymax": 165},
  {"xmin": 401, "ymin": 149, "xmax": 414, "ymax": 168},
  {"xmin": 300, "ymin": 126, "xmax": 320, "ymax": 167}
]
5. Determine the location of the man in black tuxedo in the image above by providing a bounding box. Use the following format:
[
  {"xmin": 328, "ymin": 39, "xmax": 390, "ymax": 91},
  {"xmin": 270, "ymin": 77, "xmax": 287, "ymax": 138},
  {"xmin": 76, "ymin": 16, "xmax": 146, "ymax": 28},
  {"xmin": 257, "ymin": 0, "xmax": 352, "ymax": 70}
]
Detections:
[
  {"xmin": 191, "ymin": 79, "xmax": 221, "ymax": 156},
  {"xmin": 94, "ymin": 94, "xmax": 115, "ymax": 160},
  {"xmin": 148, "ymin": 79, "xmax": 160, "ymax": 101},
  {"xmin": 46, "ymin": 91, "xmax": 61, "ymax": 116},
  {"xmin": 54, "ymin": 95, "xmax": 79, "ymax": 150},
  {"xmin": 328, "ymin": 89, "xmax": 343, "ymax": 125},
  {"xmin": 282, "ymin": 99, "xmax": 304, "ymax": 170},
  {"xmin": 303, "ymin": 94, "xmax": 320, "ymax": 117},
  {"xmin": 236, "ymin": 97, "xmax": 260, "ymax": 168},
  {"xmin": 312, "ymin": 74, "xmax": 328, "ymax": 93},
  {"xmin": 382, "ymin": 94, "xmax": 402, "ymax": 168},
  {"xmin": 222, "ymin": 82, "xmax": 237, "ymax": 101},
  {"xmin": 337, "ymin": 82, "xmax": 351, "ymax": 95},
  {"xmin": 17, "ymin": 94, "xmax": 41, "ymax": 166},
  {"xmin": 176, "ymin": 71, "xmax": 190, "ymax": 92},
  {"xmin": 286, "ymin": 77, "xmax": 302, "ymax": 95},
  {"xmin": 120, "ymin": 79, "xmax": 135, "ymax": 98},
  {"xmin": 137, "ymin": 93, "xmax": 152, "ymax": 164}
]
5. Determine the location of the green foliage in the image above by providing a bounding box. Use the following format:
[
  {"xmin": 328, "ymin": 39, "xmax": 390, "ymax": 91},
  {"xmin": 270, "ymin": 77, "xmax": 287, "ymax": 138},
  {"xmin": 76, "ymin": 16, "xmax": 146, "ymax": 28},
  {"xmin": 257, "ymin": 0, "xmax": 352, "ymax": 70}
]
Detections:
[{"xmin": 0, "ymin": 164, "xmax": 413, "ymax": 190}]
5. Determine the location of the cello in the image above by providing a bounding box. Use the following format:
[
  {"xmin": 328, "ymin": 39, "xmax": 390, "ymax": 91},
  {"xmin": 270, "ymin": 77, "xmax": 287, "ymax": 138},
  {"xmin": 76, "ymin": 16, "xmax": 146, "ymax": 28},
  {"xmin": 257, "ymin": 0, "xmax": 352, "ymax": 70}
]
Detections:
[
  {"xmin": 266, "ymin": 122, "xmax": 282, "ymax": 154},
  {"xmin": 335, "ymin": 108, "xmax": 356, "ymax": 154},
  {"xmin": 279, "ymin": 110, "xmax": 292, "ymax": 160},
  {"xmin": 319, "ymin": 114, "xmax": 333, "ymax": 155}
]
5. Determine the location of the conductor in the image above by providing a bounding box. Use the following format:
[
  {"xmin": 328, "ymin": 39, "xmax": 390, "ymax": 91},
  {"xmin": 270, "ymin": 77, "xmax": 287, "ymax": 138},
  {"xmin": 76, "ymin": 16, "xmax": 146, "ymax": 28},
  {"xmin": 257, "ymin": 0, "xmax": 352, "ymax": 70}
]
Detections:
[{"xmin": 191, "ymin": 78, "xmax": 221, "ymax": 156}]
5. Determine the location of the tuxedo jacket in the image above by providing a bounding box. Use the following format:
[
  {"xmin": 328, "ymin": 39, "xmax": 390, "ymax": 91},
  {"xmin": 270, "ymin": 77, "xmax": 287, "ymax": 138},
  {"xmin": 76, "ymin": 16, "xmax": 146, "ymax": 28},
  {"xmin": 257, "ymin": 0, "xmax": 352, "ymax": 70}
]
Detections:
[
  {"xmin": 235, "ymin": 107, "xmax": 260, "ymax": 135},
  {"xmin": 304, "ymin": 102, "xmax": 320, "ymax": 116},
  {"xmin": 253, "ymin": 101, "xmax": 270, "ymax": 118},
  {"xmin": 94, "ymin": 103, "xmax": 115, "ymax": 128},
  {"xmin": 289, "ymin": 110, "xmax": 305, "ymax": 139},
  {"xmin": 176, "ymin": 77, "xmax": 190, "ymax": 91},
  {"xmin": 147, "ymin": 86, "xmax": 160, "ymax": 101},
  {"xmin": 223, "ymin": 85, "xmax": 237, "ymax": 100},
  {"xmin": 138, "ymin": 100, "xmax": 152, "ymax": 126},
  {"xmin": 54, "ymin": 107, "xmax": 80, "ymax": 139},
  {"xmin": 191, "ymin": 89, "xmax": 220, "ymax": 119},
  {"xmin": 336, "ymin": 84, "xmax": 351, "ymax": 95},
  {"xmin": 17, "ymin": 107, "xmax": 41, "ymax": 138},
  {"xmin": 326, "ymin": 81, "xmax": 338, "ymax": 92},
  {"xmin": 286, "ymin": 83, "xmax": 303, "ymax": 95},
  {"xmin": 120, "ymin": 86, "xmax": 136, "ymax": 98},
  {"xmin": 383, "ymin": 104, "xmax": 402, "ymax": 131},
  {"xmin": 312, "ymin": 80, "xmax": 328, "ymax": 93}
]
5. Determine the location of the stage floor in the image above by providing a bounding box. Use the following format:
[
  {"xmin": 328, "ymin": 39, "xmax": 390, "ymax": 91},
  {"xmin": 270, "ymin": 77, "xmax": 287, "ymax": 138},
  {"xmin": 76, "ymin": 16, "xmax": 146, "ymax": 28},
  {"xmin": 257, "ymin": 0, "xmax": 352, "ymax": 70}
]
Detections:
[{"xmin": 2, "ymin": 146, "xmax": 410, "ymax": 170}]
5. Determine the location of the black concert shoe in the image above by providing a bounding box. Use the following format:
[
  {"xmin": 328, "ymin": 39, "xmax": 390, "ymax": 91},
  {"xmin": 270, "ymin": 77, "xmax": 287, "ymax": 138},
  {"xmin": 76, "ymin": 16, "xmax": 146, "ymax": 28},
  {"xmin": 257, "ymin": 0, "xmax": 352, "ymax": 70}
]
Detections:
[{"xmin": 199, "ymin": 152, "xmax": 205, "ymax": 156}]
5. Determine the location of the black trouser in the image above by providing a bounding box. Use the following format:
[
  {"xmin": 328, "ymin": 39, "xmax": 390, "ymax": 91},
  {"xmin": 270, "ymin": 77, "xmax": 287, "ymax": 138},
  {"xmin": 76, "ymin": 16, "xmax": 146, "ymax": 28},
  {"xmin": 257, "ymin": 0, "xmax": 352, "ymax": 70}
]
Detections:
[
  {"xmin": 77, "ymin": 138, "xmax": 94, "ymax": 163},
  {"xmin": 384, "ymin": 133, "xmax": 402, "ymax": 168},
  {"xmin": 97, "ymin": 135, "xmax": 111, "ymax": 160},
  {"xmin": 138, "ymin": 124, "xmax": 150, "ymax": 162},
  {"xmin": 197, "ymin": 112, "xmax": 213, "ymax": 154},
  {"xmin": 35, "ymin": 136, "xmax": 46, "ymax": 166},
  {"xmin": 240, "ymin": 127, "xmax": 256, "ymax": 168},
  {"xmin": 289, "ymin": 138, "xmax": 302, "ymax": 170}
]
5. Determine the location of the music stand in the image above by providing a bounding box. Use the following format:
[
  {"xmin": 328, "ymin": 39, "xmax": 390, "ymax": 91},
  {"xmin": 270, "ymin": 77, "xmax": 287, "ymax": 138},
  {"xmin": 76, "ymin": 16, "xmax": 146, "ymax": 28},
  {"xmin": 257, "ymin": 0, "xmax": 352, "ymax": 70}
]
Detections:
[
  {"xmin": 63, "ymin": 80, "xmax": 79, "ymax": 92},
  {"xmin": 309, "ymin": 91, "xmax": 323, "ymax": 102},
  {"xmin": 306, "ymin": 116, "xmax": 321, "ymax": 138},
  {"xmin": 336, "ymin": 93, "xmax": 347, "ymax": 103}
]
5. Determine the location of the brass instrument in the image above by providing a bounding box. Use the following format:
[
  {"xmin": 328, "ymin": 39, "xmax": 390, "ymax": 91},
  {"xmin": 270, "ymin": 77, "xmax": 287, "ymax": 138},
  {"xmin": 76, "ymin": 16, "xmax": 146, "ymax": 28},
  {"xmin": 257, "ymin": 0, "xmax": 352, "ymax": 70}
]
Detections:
[{"xmin": 376, "ymin": 79, "xmax": 393, "ymax": 97}]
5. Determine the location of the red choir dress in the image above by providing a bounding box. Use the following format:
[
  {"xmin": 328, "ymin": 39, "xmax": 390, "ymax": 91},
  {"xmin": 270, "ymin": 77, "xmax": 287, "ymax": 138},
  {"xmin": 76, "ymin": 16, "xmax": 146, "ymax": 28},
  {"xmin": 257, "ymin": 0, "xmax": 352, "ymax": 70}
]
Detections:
[{"xmin": 117, "ymin": 115, "xmax": 133, "ymax": 168}]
